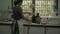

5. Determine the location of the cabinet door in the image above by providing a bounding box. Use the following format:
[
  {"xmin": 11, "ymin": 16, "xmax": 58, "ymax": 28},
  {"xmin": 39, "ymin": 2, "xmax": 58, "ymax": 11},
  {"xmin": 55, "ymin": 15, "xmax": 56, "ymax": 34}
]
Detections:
[
  {"xmin": 46, "ymin": 28, "xmax": 60, "ymax": 34},
  {"xmin": 0, "ymin": 0, "xmax": 11, "ymax": 21},
  {"xmin": 23, "ymin": 27, "xmax": 28, "ymax": 34},
  {"xmin": 0, "ymin": 25, "xmax": 12, "ymax": 34},
  {"xmin": 29, "ymin": 27, "xmax": 45, "ymax": 34}
]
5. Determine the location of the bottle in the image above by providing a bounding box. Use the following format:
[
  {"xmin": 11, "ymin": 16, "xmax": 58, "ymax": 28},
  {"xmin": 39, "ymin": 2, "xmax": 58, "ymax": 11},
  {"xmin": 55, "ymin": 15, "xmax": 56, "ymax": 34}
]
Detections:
[
  {"xmin": 36, "ymin": 13, "xmax": 41, "ymax": 24},
  {"xmin": 32, "ymin": 15, "xmax": 36, "ymax": 23}
]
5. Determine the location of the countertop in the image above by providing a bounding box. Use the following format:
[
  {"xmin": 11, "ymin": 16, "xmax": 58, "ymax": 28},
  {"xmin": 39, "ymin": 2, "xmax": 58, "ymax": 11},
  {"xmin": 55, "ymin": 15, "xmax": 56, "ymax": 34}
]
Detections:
[{"xmin": 23, "ymin": 23, "xmax": 60, "ymax": 28}]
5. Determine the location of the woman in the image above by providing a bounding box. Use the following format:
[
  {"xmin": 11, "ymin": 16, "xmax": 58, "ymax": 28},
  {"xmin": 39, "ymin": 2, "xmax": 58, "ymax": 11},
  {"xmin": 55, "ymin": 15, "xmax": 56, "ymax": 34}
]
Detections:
[{"xmin": 12, "ymin": 0, "xmax": 23, "ymax": 34}]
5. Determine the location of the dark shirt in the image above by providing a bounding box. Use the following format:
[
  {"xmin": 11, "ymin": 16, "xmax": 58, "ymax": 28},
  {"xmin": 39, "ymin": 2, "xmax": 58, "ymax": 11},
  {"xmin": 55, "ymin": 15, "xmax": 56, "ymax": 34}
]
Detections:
[{"xmin": 12, "ymin": 6, "xmax": 23, "ymax": 20}]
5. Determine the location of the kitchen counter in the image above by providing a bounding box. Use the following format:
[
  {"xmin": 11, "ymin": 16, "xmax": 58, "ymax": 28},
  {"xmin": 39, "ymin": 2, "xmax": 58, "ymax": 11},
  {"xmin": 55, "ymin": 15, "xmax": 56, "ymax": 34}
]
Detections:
[
  {"xmin": 23, "ymin": 23, "xmax": 60, "ymax": 34},
  {"xmin": 0, "ymin": 22, "xmax": 60, "ymax": 28},
  {"xmin": 23, "ymin": 24, "xmax": 60, "ymax": 28}
]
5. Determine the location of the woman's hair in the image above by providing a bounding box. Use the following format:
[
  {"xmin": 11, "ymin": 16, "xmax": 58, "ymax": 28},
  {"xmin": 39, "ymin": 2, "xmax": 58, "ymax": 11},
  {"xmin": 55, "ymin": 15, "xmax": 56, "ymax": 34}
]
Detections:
[
  {"xmin": 14, "ymin": 1, "xmax": 18, "ymax": 5},
  {"xmin": 14, "ymin": 0, "xmax": 23, "ymax": 6},
  {"xmin": 17, "ymin": 0, "xmax": 23, "ymax": 3}
]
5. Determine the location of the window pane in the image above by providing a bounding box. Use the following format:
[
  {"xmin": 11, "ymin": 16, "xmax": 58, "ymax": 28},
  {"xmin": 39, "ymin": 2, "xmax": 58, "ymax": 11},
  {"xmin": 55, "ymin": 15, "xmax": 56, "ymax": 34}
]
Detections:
[
  {"xmin": 21, "ymin": 0, "xmax": 32, "ymax": 13},
  {"xmin": 35, "ymin": 0, "xmax": 54, "ymax": 16}
]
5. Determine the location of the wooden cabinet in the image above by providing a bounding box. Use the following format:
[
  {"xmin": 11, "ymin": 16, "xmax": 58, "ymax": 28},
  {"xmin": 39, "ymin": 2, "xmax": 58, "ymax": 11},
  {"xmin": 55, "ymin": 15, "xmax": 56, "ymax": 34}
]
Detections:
[
  {"xmin": 29, "ymin": 27, "xmax": 45, "ymax": 34},
  {"xmin": 23, "ymin": 24, "xmax": 60, "ymax": 34},
  {"xmin": 0, "ymin": 25, "xmax": 12, "ymax": 34},
  {"xmin": 46, "ymin": 28, "xmax": 60, "ymax": 34}
]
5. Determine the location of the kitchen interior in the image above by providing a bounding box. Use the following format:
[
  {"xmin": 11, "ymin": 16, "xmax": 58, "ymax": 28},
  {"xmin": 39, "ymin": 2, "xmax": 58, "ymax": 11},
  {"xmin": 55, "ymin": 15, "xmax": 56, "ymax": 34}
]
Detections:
[{"xmin": 0, "ymin": 0, "xmax": 60, "ymax": 34}]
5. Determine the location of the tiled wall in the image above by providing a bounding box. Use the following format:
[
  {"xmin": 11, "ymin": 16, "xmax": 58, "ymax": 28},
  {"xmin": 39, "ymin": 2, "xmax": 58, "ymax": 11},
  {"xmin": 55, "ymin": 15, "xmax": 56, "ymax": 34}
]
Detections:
[{"xmin": 0, "ymin": 0, "xmax": 11, "ymax": 21}]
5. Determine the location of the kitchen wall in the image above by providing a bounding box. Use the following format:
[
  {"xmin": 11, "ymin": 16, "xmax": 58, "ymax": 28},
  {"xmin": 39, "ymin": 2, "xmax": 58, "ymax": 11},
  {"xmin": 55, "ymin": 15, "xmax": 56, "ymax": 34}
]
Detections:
[
  {"xmin": 58, "ymin": 0, "xmax": 60, "ymax": 16},
  {"xmin": 0, "ymin": 0, "xmax": 11, "ymax": 21},
  {"xmin": 0, "ymin": 0, "xmax": 12, "ymax": 34}
]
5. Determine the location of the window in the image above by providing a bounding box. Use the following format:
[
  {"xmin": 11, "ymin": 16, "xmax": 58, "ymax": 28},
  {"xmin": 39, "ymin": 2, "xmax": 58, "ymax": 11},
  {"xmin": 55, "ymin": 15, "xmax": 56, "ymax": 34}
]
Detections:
[
  {"xmin": 21, "ymin": 0, "xmax": 32, "ymax": 13},
  {"xmin": 21, "ymin": 0, "xmax": 58, "ymax": 16},
  {"xmin": 35, "ymin": 0, "xmax": 54, "ymax": 16}
]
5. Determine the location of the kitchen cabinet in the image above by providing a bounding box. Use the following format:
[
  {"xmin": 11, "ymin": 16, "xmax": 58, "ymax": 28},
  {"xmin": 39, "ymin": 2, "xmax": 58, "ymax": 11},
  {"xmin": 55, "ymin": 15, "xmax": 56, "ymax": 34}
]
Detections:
[
  {"xmin": 23, "ymin": 27, "xmax": 45, "ymax": 34},
  {"xmin": 29, "ymin": 27, "xmax": 45, "ymax": 34},
  {"xmin": 23, "ymin": 24, "xmax": 60, "ymax": 34},
  {"xmin": 46, "ymin": 28, "xmax": 60, "ymax": 34},
  {"xmin": 24, "ymin": 27, "xmax": 60, "ymax": 34},
  {"xmin": 0, "ymin": 25, "xmax": 12, "ymax": 34}
]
